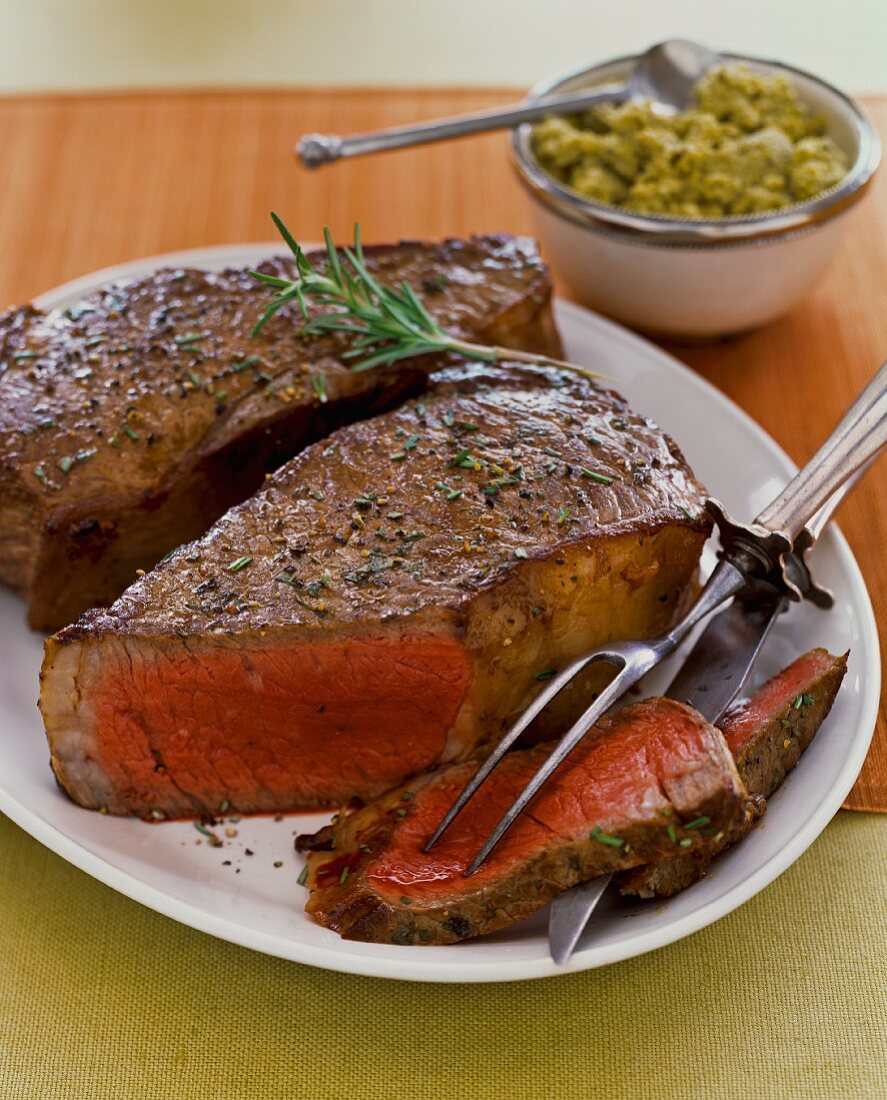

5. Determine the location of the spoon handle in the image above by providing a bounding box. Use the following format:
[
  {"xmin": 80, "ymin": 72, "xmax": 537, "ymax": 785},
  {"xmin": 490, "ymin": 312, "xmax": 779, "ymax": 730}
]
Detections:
[{"xmin": 296, "ymin": 86, "xmax": 624, "ymax": 169}]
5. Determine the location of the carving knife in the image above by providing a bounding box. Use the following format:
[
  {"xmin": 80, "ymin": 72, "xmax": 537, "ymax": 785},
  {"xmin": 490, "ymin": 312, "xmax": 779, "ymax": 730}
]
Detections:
[{"xmin": 548, "ymin": 470, "xmax": 862, "ymax": 966}]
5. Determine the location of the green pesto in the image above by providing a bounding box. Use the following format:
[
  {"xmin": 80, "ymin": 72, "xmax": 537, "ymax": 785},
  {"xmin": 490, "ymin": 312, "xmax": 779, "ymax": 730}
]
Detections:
[{"xmin": 531, "ymin": 64, "xmax": 849, "ymax": 217}]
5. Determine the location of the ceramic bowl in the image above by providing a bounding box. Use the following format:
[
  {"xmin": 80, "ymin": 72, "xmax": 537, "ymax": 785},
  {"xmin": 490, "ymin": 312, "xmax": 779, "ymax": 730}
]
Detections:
[{"xmin": 511, "ymin": 53, "xmax": 881, "ymax": 339}]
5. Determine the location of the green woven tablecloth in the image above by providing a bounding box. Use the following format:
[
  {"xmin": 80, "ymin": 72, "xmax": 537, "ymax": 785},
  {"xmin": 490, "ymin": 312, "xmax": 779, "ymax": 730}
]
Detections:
[{"xmin": 1, "ymin": 810, "xmax": 884, "ymax": 1099}]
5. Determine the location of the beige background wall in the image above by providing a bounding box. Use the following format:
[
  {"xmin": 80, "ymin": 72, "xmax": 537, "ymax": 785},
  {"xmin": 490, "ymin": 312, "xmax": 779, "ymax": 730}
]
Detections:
[{"xmin": 2, "ymin": 0, "xmax": 885, "ymax": 95}]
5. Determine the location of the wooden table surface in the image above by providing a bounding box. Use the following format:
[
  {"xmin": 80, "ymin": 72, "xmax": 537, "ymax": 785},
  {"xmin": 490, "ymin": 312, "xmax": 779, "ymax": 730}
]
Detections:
[{"xmin": 0, "ymin": 88, "xmax": 884, "ymax": 809}]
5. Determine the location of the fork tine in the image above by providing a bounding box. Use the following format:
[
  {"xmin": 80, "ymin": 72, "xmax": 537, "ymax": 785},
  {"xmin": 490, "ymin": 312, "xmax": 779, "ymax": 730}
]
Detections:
[
  {"xmin": 423, "ymin": 650, "xmax": 623, "ymax": 853},
  {"xmin": 464, "ymin": 658, "xmax": 641, "ymax": 876}
]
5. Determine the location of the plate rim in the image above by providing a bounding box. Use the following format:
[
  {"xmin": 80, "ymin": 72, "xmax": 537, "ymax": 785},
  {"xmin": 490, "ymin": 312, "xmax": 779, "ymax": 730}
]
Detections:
[{"xmin": 3, "ymin": 245, "xmax": 878, "ymax": 983}]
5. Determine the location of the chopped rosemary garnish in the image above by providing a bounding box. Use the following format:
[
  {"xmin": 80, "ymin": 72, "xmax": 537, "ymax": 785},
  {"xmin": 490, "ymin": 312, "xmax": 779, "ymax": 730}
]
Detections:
[
  {"xmin": 339, "ymin": 866, "xmax": 350, "ymax": 885},
  {"xmin": 447, "ymin": 447, "xmax": 475, "ymax": 469},
  {"xmin": 556, "ymin": 507, "xmax": 572, "ymax": 525},
  {"xmin": 579, "ymin": 467, "xmax": 615, "ymax": 484},
  {"xmin": 124, "ymin": 425, "xmax": 139, "ymax": 441},
  {"xmin": 297, "ymin": 865, "xmax": 309, "ymax": 886},
  {"xmin": 683, "ymin": 816, "xmax": 710, "ymax": 830},
  {"xmin": 404, "ymin": 434, "xmax": 419, "ymax": 451},
  {"xmin": 589, "ymin": 826, "xmax": 625, "ymax": 848},
  {"xmin": 232, "ymin": 356, "xmax": 261, "ymax": 372},
  {"xmin": 228, "ymin": 556, "xmax": 253, "ymax": 572},
  {"xmin": 535, "ymin": 668, "xmax": 556, "ymax": 681},
  {"xmin": 435, "ymin": 481, "xmax": 462, "ymax": 501},
  {"xmin": 666, "ymin": 824, "xmax": 677, "ymax": 843},
  {"xmin": 250, "ymin": 215, "xmax": 599, "ymax": 379},
  {"xmin": 311, "ymin": 375, "xmax": 328, "ymax": 403}
]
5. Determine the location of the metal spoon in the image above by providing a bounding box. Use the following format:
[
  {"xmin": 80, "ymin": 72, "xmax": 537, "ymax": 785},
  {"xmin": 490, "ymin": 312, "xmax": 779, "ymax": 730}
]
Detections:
[{"xmin": 297, "ymin": 39, "xmax": 722, "ymax": 169}]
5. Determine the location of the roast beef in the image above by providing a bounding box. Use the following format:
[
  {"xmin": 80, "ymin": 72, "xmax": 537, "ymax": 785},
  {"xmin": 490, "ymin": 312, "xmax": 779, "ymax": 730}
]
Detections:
[
  {"xmin": 1, "ymin": 236, "xmax": 560, "ymax": 630},
  {"xmin": 39, "ymin": 361, "xmax": 709, "ymax": 820},
  {"xmin": 298, "ymin": 649, "xmax": 845, "ymax": 945},
  {"xmin": 617, "ymin": 647, "xmax": 847, "ymax": 898},
  {"xmin": 298, "ymin": 698, "xmax": 750, "ymax": 945}
]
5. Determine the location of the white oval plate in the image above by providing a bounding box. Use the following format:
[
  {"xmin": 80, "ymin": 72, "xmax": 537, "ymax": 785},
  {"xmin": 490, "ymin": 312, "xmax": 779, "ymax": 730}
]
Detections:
[{"xmin": 0, "ymin": 246, "xmax": 878, "ymax": 983}]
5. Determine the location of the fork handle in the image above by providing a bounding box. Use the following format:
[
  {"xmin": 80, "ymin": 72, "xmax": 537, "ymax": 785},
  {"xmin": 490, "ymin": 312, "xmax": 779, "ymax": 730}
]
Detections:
[{"xmin": 755, "ymin": 359, "xmax": 887, "ymax": 539}]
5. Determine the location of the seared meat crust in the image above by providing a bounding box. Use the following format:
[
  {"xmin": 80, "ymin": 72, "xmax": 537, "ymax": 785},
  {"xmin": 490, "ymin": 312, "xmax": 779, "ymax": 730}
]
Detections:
[{"xmin": 1, "ymin": 236, "xmax": 560, "ymax": 630}]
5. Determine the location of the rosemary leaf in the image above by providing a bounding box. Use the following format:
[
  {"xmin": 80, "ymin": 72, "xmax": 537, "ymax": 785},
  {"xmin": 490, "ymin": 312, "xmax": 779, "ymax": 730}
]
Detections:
[{"xmin": 250, "ymin": 215, "xmax": 601, "ymax": 382}]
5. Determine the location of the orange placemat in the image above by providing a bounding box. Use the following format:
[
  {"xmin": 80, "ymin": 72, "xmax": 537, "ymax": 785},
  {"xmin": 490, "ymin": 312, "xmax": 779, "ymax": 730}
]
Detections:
[{"xmin": 0, "ymin": 88, "xmax": 884, "ymax": 808}]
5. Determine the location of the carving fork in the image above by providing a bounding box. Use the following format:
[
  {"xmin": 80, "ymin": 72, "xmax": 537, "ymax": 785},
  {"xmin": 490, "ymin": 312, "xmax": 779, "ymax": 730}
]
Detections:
[{"xmin": 424, "ymin": 360, "xmax": 887, "ymax": 874}]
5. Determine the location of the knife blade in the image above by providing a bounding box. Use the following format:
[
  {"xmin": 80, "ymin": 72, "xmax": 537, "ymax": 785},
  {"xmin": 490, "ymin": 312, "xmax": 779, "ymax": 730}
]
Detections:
[
  {"xmin": 548, "ymin": 468, "xmax": 863, "ymax": 965},
  {"xmin": 664, "ymin": 588, "xmax": 786, "ymax": 719},
  {"xmin": 548, "ymin": 873, "xmax": 613, "ymax": 964}
]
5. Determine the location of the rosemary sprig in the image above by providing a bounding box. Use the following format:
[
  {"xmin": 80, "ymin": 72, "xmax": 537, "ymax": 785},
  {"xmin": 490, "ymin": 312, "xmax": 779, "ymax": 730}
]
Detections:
[{"xmin": 250, "ymin": 214, "xmax": 598, "ymax": 379}]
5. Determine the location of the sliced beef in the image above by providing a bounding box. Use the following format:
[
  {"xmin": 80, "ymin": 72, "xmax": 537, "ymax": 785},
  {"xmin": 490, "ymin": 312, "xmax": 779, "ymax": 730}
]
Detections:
[
  {"xmin": 617, "ymin": 648, "xmax": 847, "ymax": 899},
  {"xmin": 39, "ymin": 362, "xmax": 709, "ymax": 820},
  {"xmin": 298, "ymin": 697, "xmax": 750, "ymax": 945},
  {"xmin": 0, "ymin": 236, "xmax": 560, "ymax": 631}
]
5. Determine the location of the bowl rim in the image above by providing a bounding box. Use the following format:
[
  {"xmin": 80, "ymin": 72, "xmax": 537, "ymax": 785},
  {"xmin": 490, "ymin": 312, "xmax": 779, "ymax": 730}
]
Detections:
[{"xmin": 511, "ymin": 50, "xmax": 881, "ymax": 244}]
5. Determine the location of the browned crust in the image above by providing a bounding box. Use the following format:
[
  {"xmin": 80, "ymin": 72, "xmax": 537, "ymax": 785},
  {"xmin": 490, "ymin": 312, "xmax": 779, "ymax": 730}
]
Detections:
[
  {"xmin": 50, "ymin": 362, "xmax": 709, "ymax": 642},
  {"xmin": 1, "ymin": 236, "xmax": 561, "ymax": 631}
]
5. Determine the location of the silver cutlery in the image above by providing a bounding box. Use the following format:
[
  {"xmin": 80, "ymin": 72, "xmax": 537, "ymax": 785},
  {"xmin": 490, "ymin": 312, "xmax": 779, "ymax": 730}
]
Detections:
[
  {"xmin": 296, "ymin": 39, "xmax": 720, "ymax": 169},
  {"xmin": 547, "ymin": 463, "xmax": 868, "ymax": 964}
]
